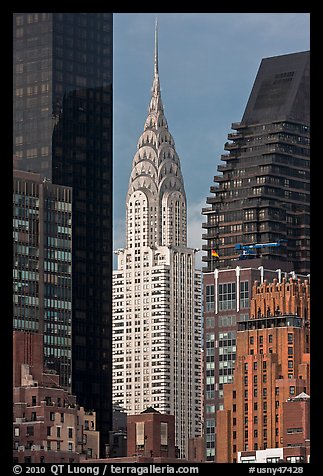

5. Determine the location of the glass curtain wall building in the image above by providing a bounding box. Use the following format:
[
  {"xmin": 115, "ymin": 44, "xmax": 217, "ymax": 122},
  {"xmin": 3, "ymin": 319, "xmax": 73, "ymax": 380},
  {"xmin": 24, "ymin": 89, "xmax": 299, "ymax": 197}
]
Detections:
[
  {"xmin": 13, "ymin": 170, "xmax": 72, "ymax": 391},
  {"xmin": 13, "ymin": 13, "xmax": 113, "ymax": 456}
]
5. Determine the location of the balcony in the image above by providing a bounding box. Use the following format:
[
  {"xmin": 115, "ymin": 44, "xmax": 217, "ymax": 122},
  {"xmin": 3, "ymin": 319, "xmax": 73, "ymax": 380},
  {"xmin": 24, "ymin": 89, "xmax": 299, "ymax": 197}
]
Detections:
[
  {"xmin": 220, "ymin": 153, "xmax": 238, "ymax": 161},
  {"xmin": 228, "ymin": 132, "xmax": 243, "ymax": 140},
  {"xmin": 231, "ymin": 122, "xmax": 245, "ymax": 130},
  {"xmin": 224, "ymin": 141, "xmax": 240, "ymax": 151},
  {"xmin": 213, "ymin": 175, "xmax": 226, "ymax": 183},
  {"xmin": 217, "ymin": 163, "xmax": 233, "ymax": 173}
]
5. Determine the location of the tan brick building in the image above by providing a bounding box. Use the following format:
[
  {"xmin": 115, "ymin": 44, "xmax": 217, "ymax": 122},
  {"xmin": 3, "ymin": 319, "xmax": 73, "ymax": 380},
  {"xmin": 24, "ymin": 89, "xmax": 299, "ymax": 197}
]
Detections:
[{"xmin": 216, "ymin": 277, "xmax": 310, "ymax": 463}]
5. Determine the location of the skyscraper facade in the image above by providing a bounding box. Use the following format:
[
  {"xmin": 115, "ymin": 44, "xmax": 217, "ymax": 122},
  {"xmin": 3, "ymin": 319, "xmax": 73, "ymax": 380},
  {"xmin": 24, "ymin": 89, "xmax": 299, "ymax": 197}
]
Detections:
[
  {"xmin": 201, "ymin": 50, "xmax": 310, "ymax": 462},
  {"xmin": 203, "ymin": 261, "xmax": 293, "ymax": 461},
  {"xmin": 112, "ymin": 25, "xmax": 202, "ymax": 458},
  {"xmin": 202, "ymin": 51, "xmax": 310, "ymax": 275},
  {"xmin": 13, "ymin": 13, "xmax": 113, "ymax": 455},
  {"xmin": 216, "ymin": 277, "xmax": 310, "ymax": 463},
  {"xmin": 13, "ymin": 170, "xmax": 72, "ymax": 391}
]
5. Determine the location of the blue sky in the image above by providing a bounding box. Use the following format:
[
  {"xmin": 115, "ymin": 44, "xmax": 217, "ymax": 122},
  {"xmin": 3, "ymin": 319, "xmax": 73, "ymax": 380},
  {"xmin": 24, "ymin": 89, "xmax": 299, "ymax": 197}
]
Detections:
[{"xmin": 113, "ymin": 12, "xmax": 310, "ymax": 269}]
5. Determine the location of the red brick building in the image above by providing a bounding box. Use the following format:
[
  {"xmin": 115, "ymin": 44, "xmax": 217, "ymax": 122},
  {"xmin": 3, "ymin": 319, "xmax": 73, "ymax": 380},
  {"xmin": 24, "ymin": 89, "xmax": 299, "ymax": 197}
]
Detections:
[
  {"xmin": 127, "ymin": 407, "xmax": 176, "ymax": 459},
  {"xmin": 216, "ymin": 277, "xmax": 310, "ymax": 463},
  {"xmin": 283, "ymin": 392, "xmax": 310, "ymax": 463},
  {"xmin": 86, "ymin": 408, "xmax": 192, "ymax": 464},
  {"xmin": 13, "ymin": 331, "xmax": 100, "ymax": 463}
]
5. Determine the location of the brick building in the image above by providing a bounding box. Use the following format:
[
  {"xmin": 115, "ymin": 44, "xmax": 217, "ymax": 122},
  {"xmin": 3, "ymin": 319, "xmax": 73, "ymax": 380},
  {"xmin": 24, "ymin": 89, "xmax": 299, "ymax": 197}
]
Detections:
[
  {"xmin": 86, "ymin": 407, "xmax": 193, "ymax": 463},
  {"xmin": 282, "ymin": 392, "xmax": 310, "ymax": 463},
  {"xmin": 13, "ymin": 331, "xmax": 99, "ymax": 463},
  {"xmin": 127, "ymin": 407, "xmax": 176, "ymax": 459},
  {"xmin": 203, "ymin": 260, "xmax": 293, "ymax": 460},
  {"xmin": 216, "ymin": 277, "xmax": 310, "ymax": 463}
]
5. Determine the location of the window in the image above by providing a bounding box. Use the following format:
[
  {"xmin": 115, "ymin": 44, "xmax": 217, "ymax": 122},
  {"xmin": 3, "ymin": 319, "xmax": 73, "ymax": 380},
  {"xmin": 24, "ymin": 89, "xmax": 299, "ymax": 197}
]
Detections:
[
  {"xmin": 87, "ymin": 448, "xmax": 93, "ymax": 458},
  {"xmin": 160, "ymin": 422, "xmax": 168, "ymax": 446},
  {"xmin": 50, "ymin": 412, "xmax": 55, "ymax": 421},
  {"xmin": 287, "ymin": 428, "xmax": 303, "ymax": 434},
  {"xmin": 288, "ymin": 333, "xmax": 293, "ymax": 343},
  {"xmin": 219, "ymin": 282, "xmax": 236, "ymax": 310},
  {"xmin": 68, "ymin": 442, "xmax": 73, "ymax": 452},
  {"xmin": 290, "ymin": 386, "xmax": 295, "ymax": 395},
  {"xmin": 57, "ymin": 427, "xmax": 61, "ymax": 438},
  {"xmin": 250, "ymin": 336, "xmax": 254, "ymax": 345},
  {"xmin": 14, "ymin": 428, "xmax": 20, "ymax": 437},
  {"xmin": 287, "ymin": 456, "xmax": 304, "ymax": 463},
  {"xmin": 68, "ymin": 428, "xmax": 73, "ymax": 439},
  {"xmin": 240, "ymin": 281, "xmax": 249, "ymax": 308},
  {"xmin": 205, "ymin": 285, "xmax": 215, "ymax": 311},
  {"xmin": 27, "ymin": 426, "xmax": 34, "ymax": 436}
]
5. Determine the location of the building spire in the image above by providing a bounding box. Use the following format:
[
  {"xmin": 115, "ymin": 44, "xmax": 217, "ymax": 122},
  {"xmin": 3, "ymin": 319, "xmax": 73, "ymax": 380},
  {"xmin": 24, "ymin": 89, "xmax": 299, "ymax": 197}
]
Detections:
[
  {"xmin": 149, "ymin": 18, "xmax": 163, "ymax": 114},
  {"xmin": 154, "ymin": 17, "xmax": 158, "ymax": 77}
]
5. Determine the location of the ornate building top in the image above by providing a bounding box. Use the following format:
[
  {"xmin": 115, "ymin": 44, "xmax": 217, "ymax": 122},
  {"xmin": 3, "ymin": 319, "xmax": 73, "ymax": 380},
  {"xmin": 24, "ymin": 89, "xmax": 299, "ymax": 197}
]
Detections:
[{"xmin": 126, "ymin": 20, "xmax": 187, "ymax": 249}]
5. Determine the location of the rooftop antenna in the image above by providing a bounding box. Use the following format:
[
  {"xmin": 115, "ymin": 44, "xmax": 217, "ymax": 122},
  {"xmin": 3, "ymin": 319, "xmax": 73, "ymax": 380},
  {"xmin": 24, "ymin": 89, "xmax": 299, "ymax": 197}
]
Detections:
[{"xmin": 154, "ymin": 17, "xmax": 158, "ymax": 77}]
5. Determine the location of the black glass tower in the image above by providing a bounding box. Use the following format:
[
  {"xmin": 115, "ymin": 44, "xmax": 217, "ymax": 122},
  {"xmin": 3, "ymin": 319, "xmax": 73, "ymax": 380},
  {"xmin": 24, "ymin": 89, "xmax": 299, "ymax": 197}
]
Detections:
[
  {"xmin": 202, "ymin": 51, "xmax": 310, "ymax": 275},
  {"xmin": 13, "ymin": 13, "xmax": 113, "ymax": 456}
]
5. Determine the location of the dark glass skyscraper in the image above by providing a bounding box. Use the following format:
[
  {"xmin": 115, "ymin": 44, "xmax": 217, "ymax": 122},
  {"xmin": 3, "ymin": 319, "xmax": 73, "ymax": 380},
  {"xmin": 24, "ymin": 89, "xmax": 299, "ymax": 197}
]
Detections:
[
  {"xmin": 202, "ymin": 51, "xmax": 310, "ymax": 275},
  {"xmin": 13, "ymin": 13, "xmax": 113, "ymax": 456}
]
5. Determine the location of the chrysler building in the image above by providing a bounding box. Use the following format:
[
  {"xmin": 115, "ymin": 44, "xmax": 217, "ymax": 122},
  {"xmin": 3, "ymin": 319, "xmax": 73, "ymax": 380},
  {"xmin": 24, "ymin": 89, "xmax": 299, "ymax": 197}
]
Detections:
[{"xmin": 112, "ymin": 22, "xmax": 202, "ymax": 458}]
